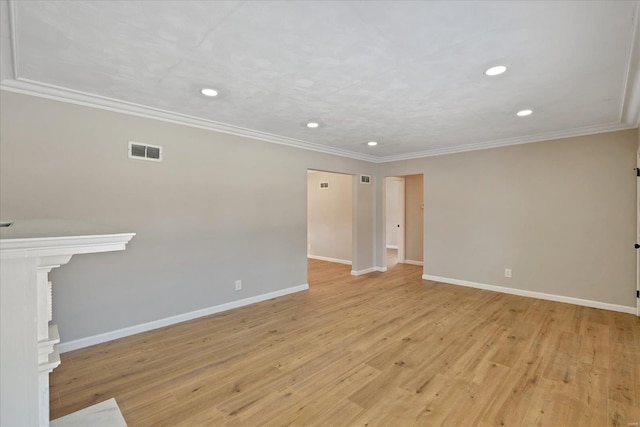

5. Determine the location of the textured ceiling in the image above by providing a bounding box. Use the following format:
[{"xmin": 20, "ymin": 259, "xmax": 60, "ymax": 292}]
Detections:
[{"xmin": 1, "ymin": 0, "xmax": 639, "ymax": 162}]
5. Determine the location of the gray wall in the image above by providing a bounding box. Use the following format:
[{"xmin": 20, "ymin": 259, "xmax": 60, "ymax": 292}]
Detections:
[
  {"xmin": 307, "ymin": 170, "xmax": 352, "ymax": 262},
  {"xmin": 380, "ymin": 129, "xmax": 638, "ymax": 308},
  {"xmin": 0, "ymin": 92, "xmax": 377, "ymax": 342},
  {"xmin": 404, "ymin": 174, "xmax": 423, "ymax": 263},
  {"xmin": 1, "ymin": 91, "xmax": 637, "ymax": 346}
]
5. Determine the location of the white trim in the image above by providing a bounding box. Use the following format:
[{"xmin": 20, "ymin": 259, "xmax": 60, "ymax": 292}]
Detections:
[
  {"xmin": 0, "ymin": 79, "xmax": 379, "ymax": 163},
  {"xmin": 351, "ymin": 266, "xmax": 386, "ymax": 276},
  {"xmin": 386, "ymin": 245, "xmax": 398, "ymax": 249},
  {"xmin": 1, "ymin": 79, "xmax": 637, "ymax": 164},
  {"xmin": 421, "ymin": 274, "xmax": 636, "ymax": 315},
  {"xmin": 380, "ymin": 122, "xmax": 636, "ymax": 162},
  {"xmin": 58, "ymin": 284, "xmax": 309, "ymax": 353},
  {"xmin": 307, "ymin": 254, "xmax": 352, "ymax": 265},
  {"xmin": 403, "ymin": 260, "xmax": 423, "ymax": 266},
  {"xmin": 0, "ymin": 233, "xmax": 135, "ymax": 259},
  {"xmin": 351, "ymin": 267, "xmax": 377, "ymax": 276},
  {"xmin": 3, "ymin": 0, "xmax": 640, "ymax": 165}
]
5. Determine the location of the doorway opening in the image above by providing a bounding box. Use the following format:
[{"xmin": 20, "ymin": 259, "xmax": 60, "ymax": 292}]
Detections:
[
  {"xmin": 307, "ymin": 170, "xmax": 354, "ymax": 285},
  {"xmin": 384, "ymin": 174, "xmax": 424, "ymax": 270},
  {"xmin": 385, "ymin": 177, "xmax": 404, "ymax": 268}
]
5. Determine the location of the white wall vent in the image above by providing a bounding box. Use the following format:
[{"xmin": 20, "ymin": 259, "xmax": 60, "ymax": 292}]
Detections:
[
  {"xmin": 360, "ymin": 175, "xmax": 371, "ymax": 184},
  {"xmin": 128, "ymin": 141, "xmax": 162, "ymax": 162},
  {"xmin": 320, "ymin": 182, "xmax": 329, "ymax": 189}
]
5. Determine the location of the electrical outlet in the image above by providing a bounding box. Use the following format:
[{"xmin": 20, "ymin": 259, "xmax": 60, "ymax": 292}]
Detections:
[
  {"xmin": 235, "ymin": 280, "xmax": 242, "ymax": 291},
  {"xmin": 504, "ymin": 268, "xmax": 512, "ymax": 278}
]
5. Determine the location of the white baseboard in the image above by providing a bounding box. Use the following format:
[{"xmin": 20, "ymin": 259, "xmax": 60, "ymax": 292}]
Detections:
[
  {"xmin": 351, "ymin": 267, "xmax": 377, "ymax": 276},
  {"xmin": 386, "ymin": 245, "xmax": 398, "ymax": 249},
  {"xmin": 421, "ymin": 274, "xmax": 636, "ymax": 315},
  {"xmin": 403, "ymin": 260, "xmax": 423, "ymax": 266},
  {"xmin": 307, "ymin": 254, "xmax": 352, "ymax": 265},
  {"xmin": 351, "ymin": 266, "xmax": 386, "ymax": 276},
  {"xmin": 58, "ymin": 284, "xmax": 309, "ymax": 353}
]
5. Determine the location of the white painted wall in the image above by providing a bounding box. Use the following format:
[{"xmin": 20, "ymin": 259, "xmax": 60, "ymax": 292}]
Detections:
[
  {"xmin": 307, "ymin": 170, "xmax": 352, "ymax": 263},
  {"xmin": 0, "ymin": 91, "xmax": 378, "ymax": 344}
]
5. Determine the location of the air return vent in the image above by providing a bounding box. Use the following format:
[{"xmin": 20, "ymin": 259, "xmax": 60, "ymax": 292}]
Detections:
[
  {"xmin": 360, "ymin": 175, "xmax": 371, "ymax": 184},
  {"xmin": 128, "ymin": 142, "xmax": 162, "ymax": 162}
]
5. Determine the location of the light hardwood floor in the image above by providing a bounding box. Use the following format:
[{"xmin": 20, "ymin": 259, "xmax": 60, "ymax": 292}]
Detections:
[{"xmin": 50, "ymin": 260, "xmax": 640, "ymax": 426}]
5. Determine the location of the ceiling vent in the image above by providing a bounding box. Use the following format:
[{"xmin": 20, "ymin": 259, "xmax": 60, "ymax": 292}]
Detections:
[
  {"xmin": 128, "ymin": 141, "xmax": 162, "ymax": 162},
  {"xmin": 360, "ymin": 175, "xmax": 371, "ymax": 184}
]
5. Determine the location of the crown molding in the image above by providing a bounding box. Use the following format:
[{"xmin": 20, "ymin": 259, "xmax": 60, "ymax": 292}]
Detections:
[
  {"xmin": 2, "ymin": 0, "xmax": 639, "ymax": 165},
  {"xmin": 1, "ymin": 78, "xmax": 637, "ymax": 165},
  {"xmin": 379, "ymin": 122, "xmax": 637, "ymax": 163},
  {"xmin": 0, "ymin": 78, "xmax": 380, "ymax": 163}
]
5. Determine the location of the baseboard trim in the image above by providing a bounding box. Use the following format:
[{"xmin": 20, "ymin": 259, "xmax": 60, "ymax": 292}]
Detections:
[
  {"xmin": 386, "ymin": 245, "xmax": 398, "ymax": 249},
  {"xmin": 403, "ymin": 260, "xmax": 423, "ymax": 266},
  {"xmin": 421, "ymin": 274, "xmax": 636, "ymax": 314},
  {"xmin": 350, "ymin": 266, "xmax": 386, "ymax": 276},
  {"xmin": 58, "ymin": 284, "xmax": 310, "ymax": 353},
  {"xmin": 307, "ymin": 255, "xmax": 352, "ymax": 265}
]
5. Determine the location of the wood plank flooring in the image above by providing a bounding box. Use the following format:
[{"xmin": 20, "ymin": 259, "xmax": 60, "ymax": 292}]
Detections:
[{"xmin": 50, "ymin": 260, "xmax": 640, "ymax": 426}]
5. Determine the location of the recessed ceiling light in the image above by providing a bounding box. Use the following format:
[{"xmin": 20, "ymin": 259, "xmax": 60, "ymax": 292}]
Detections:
[
  {"xmin": 367, "ymin": 141, "xmax": 378, "ymax": 146},
  {"xmin": 516, "ymin": 109, "xmax": 533, "ymax": 117},
  {"xmin": 485, "ymin": 65, "xmax": 507, "ymax": 76},
  {"xmin": 306, "ymin": 122, "xmax": 319, "ymax": 128},
  {"xmin": 200, "ymin": 88, "xmax": 219, "ymax": 97}
]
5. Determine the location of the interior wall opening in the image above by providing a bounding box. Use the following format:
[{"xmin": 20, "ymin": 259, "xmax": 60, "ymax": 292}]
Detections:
[
  {"xmin": 384, "ymin": 174, "xmax": 424, "ymax": 270},
  {"xmin": 307, "ymin": 169, "xmax": 354, "ymax": 284}
]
